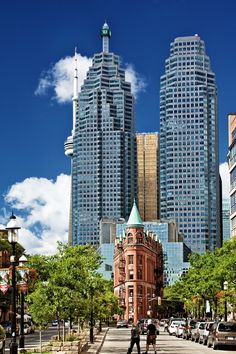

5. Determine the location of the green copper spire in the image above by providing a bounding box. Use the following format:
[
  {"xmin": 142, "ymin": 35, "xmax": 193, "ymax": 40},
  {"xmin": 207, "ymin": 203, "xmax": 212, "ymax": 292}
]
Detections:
[
  {"xmin": 100, "ymin": 22, "xmax": 111, "ymax": 53},
  {"xmin": 126, "ymin": 200, "xmax": 143, "ymax": 228}
]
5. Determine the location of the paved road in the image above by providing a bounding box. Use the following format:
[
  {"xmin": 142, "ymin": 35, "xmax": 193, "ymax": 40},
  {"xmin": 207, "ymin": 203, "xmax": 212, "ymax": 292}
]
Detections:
[
  {"xmin": 100, "ymin": 327, "xmax": 236, "ymax": 354},
  {"xmin": 5, "ymin": 326, "xmax": 59, "ymax": 351}
]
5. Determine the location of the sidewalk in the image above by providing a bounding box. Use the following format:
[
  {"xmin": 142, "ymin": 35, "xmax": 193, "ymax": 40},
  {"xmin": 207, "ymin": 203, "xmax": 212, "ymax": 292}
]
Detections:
[{"xmin": 82, "ymin": 327, "xmax": 109, "ymax": 354}]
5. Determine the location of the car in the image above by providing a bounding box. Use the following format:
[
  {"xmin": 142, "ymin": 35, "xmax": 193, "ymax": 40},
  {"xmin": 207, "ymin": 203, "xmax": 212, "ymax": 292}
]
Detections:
[
  {"xmin": 160, "ymin": 319, "xmax": 168, "ymax": 327},
  {"xmin": 182, "ymin": 319, "xmax": 197, "ymax": 340},
  {"xmin": 168, "ymin": 320, "xmax": 185, "ymax": 336},
  {"xmin": 51, "ymin": 320, "xmax": 59, "ymax": 327},
  {"xmin": 190, "ymin": 321, "xmax": 206, "ymax": 342},
  {"xmin": 200, "ymin": 321, "xmax": 214, "ymax": 345},
  {"xmin": 0, "ymin": 325, "xmax": 6, "ymax": 354},
  {"xmin": 207, "ymin": 321, "xmax": 236, "ymax": 350},
  {"xmin": 116, "ymin": 319, "xmax": 128, "ymax": 328},
  {"xmin": 25, "ymin": 321, "xmax": 35, "ymax": 334},
  {"xmin": 176, "ymin": 322, "xmax": 186, "ymax": 338},
  {"xmin": 23, "ymin": 323, "xmax": 31, "ymax": 335},
  {"xmin": 0, "ymin": 321, "xmax": 11, "ymax": 337}
]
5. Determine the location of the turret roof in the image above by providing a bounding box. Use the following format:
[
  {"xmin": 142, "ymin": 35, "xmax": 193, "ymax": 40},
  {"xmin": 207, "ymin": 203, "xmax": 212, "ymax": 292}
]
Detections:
[{"xmin": 126, "ymin": 200, "xmax": 143, "ymax": 228}]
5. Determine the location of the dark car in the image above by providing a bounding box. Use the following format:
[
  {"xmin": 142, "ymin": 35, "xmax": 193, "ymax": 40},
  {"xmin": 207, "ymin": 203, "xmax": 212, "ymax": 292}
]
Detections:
[
  {"xmin": 0, "ymin": 322, "xmax": 11, "ymax": 337},
  {"xmin": 116, "ymin": 319, "xmax": 128, "ymax": 328},
  {"xmin": 207, "ymin": 321, "xmax": 236, "ymax": 350},
  {"xmin": 182, "ymin": 319, "xmax": 197, "ymax": 340}
]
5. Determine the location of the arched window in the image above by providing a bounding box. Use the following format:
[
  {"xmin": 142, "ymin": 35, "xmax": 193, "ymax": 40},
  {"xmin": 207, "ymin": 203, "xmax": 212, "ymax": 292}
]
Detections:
[
  {"xmin": 127, "ymin": 233, "xmax": 133, "ymax": 244},
  {"xmin": 136, "ymin": 232, "xmax": 143, "ymax": 243}
]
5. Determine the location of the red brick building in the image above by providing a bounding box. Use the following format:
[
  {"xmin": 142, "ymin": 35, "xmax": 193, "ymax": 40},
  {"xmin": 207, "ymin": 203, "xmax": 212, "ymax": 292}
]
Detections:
[{"xmin": 114, "ymin": 201, "xmax": 163, "ymax": 322}]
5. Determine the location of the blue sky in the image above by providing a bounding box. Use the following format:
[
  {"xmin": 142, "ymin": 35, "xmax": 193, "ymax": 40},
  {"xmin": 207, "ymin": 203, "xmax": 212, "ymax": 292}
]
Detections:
[{"xmin": 0, "ymin": 0, "xmax": 234, "ymax": 253}]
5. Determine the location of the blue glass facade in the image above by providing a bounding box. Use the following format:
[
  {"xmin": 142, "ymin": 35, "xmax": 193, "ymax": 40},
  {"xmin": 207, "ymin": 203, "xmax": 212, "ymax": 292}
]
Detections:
[
  {"xmin": 160, "ymin": 35, "xmax": 220, "ymax": 254},
  {"xmin": 71, "ymin": 26, "xmax": 136, "ymax": 245}
]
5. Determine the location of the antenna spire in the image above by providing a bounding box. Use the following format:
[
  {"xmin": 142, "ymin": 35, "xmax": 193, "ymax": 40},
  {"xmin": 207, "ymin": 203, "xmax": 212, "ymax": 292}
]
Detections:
[{"xmin": 72, "ymin": 47, "xmax": 79, "ymax": 132}]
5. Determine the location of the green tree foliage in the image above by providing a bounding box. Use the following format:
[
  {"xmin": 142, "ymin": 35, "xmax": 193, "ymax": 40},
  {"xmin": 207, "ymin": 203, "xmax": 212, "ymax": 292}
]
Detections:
[
  {"xmin": 27, "ymin": 243, "xmax": 120, "ymax": 333},
  {"xmin": 165, "ymin": 238, "xmax": 236, "ymax": 318}
]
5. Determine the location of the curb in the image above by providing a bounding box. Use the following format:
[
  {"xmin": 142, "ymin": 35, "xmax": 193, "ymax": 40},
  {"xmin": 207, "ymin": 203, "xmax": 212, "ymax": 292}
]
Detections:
[{"xmin": 84, "ymin": 327, "xmax": 109, "ymax": 354}]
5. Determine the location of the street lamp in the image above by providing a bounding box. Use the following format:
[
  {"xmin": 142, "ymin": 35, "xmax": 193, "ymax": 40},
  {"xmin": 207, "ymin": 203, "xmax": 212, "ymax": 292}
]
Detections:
[
  {"xmin": 6, "ymin": 213, "xmax": 20, "ymax": 354},
  {"xmin": 223, "ymin": 281, "xmax": 228, "ymax": 322},
  {"xmin": 18, "ymin": 255, "xmax": 27, "ymax": 349}
]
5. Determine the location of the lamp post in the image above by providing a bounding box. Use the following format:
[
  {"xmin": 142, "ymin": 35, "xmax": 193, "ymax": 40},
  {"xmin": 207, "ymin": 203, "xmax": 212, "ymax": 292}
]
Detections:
[
  {"xmin": 223, "ymin": 281, "xmax": 228, "ymax": 322},
  {"xmin": 6, "ymin": 213, "xmax": 20, "ymax": 354},
  {"xmin": 18, "ymin": 255, "xmax": 27, "ymax": 349}
]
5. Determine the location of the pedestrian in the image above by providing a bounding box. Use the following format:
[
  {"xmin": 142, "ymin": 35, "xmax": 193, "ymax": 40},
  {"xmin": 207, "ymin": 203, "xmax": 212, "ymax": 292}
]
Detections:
[
  {"xmin": 143, "ymin": 319, "xmax": 157, "ymax": 354},
  {"xmin": 127, "ymin": 322, "xmax": 141, "ymax": 354}
]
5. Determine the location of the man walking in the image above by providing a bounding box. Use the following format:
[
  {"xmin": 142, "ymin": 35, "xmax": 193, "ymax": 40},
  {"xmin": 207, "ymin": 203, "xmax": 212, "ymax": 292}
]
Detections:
[
  {"xmin": 143, "ymin": 319, "xmax": 157, "ymax": 354},
  {"xmin": 128, "ymin": 322, "xmax": 141, "ymax": 354}
]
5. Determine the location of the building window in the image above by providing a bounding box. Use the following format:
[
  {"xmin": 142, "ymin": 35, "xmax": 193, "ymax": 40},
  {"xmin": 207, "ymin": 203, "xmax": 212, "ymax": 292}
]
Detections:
[
  {"xmin": 128, "ymin": 233, "xmax": 133, "ymax": 243},
  {"xmin": 128, "ymin": 255, "xmax": 134, "ymax": 264},
  {"xmin": 137, "ymin": 269, "xmax": 142, "ymax": 280},
  {"xmin": 136, "ymin": 232, "xmax": 142, "ymax": 243},
  {"xmin": 129, "ymin": 271, "xmax": 134, "ymax": 280}
]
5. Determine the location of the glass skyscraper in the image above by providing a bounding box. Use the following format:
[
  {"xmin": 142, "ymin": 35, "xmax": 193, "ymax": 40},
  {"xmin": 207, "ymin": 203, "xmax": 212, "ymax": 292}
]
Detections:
[
  {"xmin": 66, "ymin": 23, "xmax": 136, "ymax": 245},
  {"xmin": 160, "ymin": 35, "xmax": 221, "ymax": 254}
]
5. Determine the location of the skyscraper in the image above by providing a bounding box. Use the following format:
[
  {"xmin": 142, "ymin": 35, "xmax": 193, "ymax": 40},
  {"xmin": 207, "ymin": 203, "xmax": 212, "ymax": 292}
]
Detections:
[
  {"xmin": 65, "ymin": 23, "xmax": 136, "ymax": 246},
  {"xmin": 136, "ymin": 133, "xmax": 160, "ymax": 221},
  {"xmin": 160, "ymin": 35, "xmax": 221, "ymax": 254}
]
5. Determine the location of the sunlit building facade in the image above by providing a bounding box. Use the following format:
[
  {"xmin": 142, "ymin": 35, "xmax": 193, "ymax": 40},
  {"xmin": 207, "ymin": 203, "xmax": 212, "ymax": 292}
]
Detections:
[
  {"xmin": 228, "ymin": 113, "xmax": 236, "ymax": 238},
  {"xmin": 136, "ymin": 133, "xmax": 160, "ymax": 221},
  {"xmin": 65, "ymin": 23, "xmax": 136, "ymax": 245},
  {"xmin": 160, "ymin": 35, "xmax": 221, "ymax": 254}
]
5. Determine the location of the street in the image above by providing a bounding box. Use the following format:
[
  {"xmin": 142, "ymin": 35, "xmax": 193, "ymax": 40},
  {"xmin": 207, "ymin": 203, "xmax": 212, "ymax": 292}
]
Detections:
[
  {"xmin": 100, "ymin": 327, "xmax": 236, "ymax": 354},
  {"xmin": 5, "ymin": 325, "xmax": 58, "ymax": 351}
]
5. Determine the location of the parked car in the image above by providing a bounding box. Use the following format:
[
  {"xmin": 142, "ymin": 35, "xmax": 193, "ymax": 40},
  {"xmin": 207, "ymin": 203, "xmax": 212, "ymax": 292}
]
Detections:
[
  {"xmin": 51, "ymin": 320, "xmax": 58, "ymax": 327},
  {"xmin": 116, "ymin": 319, "xmax": 128, "ymax": 328},
  {"xmin": 0, "ymin": 321, "xmax": 11, "ymax": 337},
  {"xmin": 23, "ymin": 323, "xmax": 31, "ymax": 335},
  {"xmin": 207, "ymin": 321, "xmax": 236, "ymax": 350},
  {"xmin": 25, "ymin": 321, "xmax": 35, "ymax": 334},
  {"xmin": 0, "ymin": 325, "xmax": 6, "ymax": 354},
  {"xmin": 191, "ymin": 321, "xmax": 206, "ymax": 342},
  {"xmin": 182, "ymin": 319, "xmax": 197, "ymax": 340},
  {"xmin": 168, "ymin": 320, "xmax": 185, "ymax": 336},
  {"xmin": 160, "ymin": 319, "xmax": 168, "ymax": 327},
  {"xmin": 200, "ymin": 321, "xmax": 214, "ymax": 345},
  {"xmin": 176, "ymin": 322, "xmax": 186, "ymax": 337}
]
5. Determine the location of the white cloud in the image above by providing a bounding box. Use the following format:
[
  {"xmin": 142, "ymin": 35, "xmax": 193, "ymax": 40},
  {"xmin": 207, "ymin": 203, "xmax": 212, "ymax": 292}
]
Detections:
[
  {"xmin": 4, "ymin": 174, "xmax": 70, "ymax": 255},
  {"xmin": 220, "ymin": 162, "xmax": 230, "ymax": 200},
  {"xmin": 35, "ymin": 54, "xmax": 92, "ymax": 103},
  {"xmin": 35, "ymin": 52, "xmax": 146, "ymax": 102},
  {"xmin": 125, "ymin": 64, "xmax": 146, "ymax": 99}
]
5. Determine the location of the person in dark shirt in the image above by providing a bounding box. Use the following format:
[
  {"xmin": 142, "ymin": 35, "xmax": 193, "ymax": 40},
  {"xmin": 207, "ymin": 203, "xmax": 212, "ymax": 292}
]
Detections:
[
  {"xmin": 143, "ymin": 319, "xmax": 157, "ymax": 354},
  {"xmin": 128, "ymin": 322, "xmax": 141, "ymax": 354}
]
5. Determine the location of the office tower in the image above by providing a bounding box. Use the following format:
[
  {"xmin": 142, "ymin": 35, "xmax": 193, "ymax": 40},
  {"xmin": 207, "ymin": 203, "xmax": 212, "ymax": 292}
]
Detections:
[
  {"xmin": 228, "ymin": 113, "xmax": 236, "ymax": 238},
  {"xmin": 222, "ymin": 200, "xmax": 230, "ymax": 241},
  {"xmin": 136, "ymin": 133, "xmax": 160, "ymax": 221},
  {"xmin": 65, "ymin": 23, "xmax": 136, "ymax": 245},
  {"xmin": 160, "ymin": 35, "xmax": 220, "ymax": 254}
]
